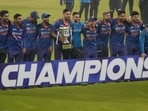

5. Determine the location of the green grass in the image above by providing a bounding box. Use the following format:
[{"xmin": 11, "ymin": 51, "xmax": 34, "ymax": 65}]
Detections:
[{"xmin": 0, "ymin": 81, "xmax": 148, "ymax": 111}]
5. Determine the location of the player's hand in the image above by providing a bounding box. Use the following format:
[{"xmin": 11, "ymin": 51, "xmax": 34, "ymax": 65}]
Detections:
[
  {"xmin": 48, "ymin": 46, "xmax": 53, "ymax": 53},
  {"xmin": 141, "ymin": 53, "xmax": 147, "ymax": 58},
  {"xmin": 59, "ymin": 37, "xmax": 66, "ymax": 43},
  {"xmin": 22, "ymin": 48, "xmax": 26, "ymax": 54}
]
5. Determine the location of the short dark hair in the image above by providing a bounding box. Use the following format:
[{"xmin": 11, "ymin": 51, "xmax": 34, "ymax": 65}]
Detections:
[
  {"xmin": 72, "ymin": 12, "xmax": 80, "ymax": 16},
  {"xmin": 0, "ymin": 10, "xmax": 9, "ymax": 17},
  {"xmin": 63, "ymin": 9, "xmax": 70, "ymax": 14},
  {"xmin": 118, "ymin": 10, "xmax": 125, "ymax": 16},
  {"xmin": 13, "ymin": 13, "xmax": 22, "ymax": 19},
  {"xmin": 131, "ymin": 11, "xmax": 139, "ymax": 17}
]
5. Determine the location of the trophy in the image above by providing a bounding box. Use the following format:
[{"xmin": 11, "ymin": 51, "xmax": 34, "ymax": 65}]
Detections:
[{"xmin": 57, "ymin": 26, "xmax": 72, "ymax": 49}]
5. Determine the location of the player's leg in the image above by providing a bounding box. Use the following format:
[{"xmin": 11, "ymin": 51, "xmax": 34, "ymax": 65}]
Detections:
[
  {"xmin": 0, "ymin": 49, "xmax": 7, "ymax": 63},
  {"xmin": 44, "ymin": 50, "xmax": 52, "ymax": 62},
  {"xmin": 37, "ymin": 48, "xmax": 44, "ymax": 61},
  {"xmin": 118, "ymin": 45, "xmax": 127, "ymax": 56},
  {"xmin": 62, "ymin": 49, "xmax": 71, "ymax": 59},
  {"xmin": 84, "ymin": 3, "xmax": 89, "ymax": 21},
  {"xmin": 94, "ymin": 0, "xmax": 100, "ymax": 18},
  {"xmin": 90, "ymin": 0, "xmax": 94, "ymax": 17},
  {"xmin": 110, "ymin": 44, "xmax": 118, "ymax": 57},
  {"xmin": 54, "ymin": 41, "xmax": 62, "ymax": 60},
  {"xmin": 97, "ymin": 45, "xmax": 108, "ymax": 58},
  {"xmin": 15, "ymin": 50, "xmax": 23, "ymax": 63},
  {"xmin": 122, "ymin": 0, "xmax": 128, "ymax": 11},
  {"xmin": 79, "ymin": 2, "xmax": 85, "ymax": 19},
  {"xmin": 129, "ymin": 0, "xmax": 134, "ymax": 15},
  {"xmin": 29, "ymin": 47, "xmax": 36, "ymax": 61},
  {"xmin": 109, "ymin": 0, "xmax": 115, "ymax": 18}
]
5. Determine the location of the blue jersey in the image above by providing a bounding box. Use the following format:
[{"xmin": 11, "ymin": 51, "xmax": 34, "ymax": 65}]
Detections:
[
  {"xmin": 139, "ymin": 28, "xmax": 148, "ymax": 53},
  {"xmin": 96, "ymin": 20, "xmax": 111, "ymax": 45},
  {"xmin": 72, "ymin": 22, "xmax": 84, "ymax": 47},
  {"xmin": 0, "ymin": 20, "xmax": 9, "ymax": 49},
  {"xmin": 37, "ymin": 23, "xmax": 53, "ymax": 49},
  {"xmin": 82, "ymin": 27, "xmax": 97, "ymax": 50},
  {"xmin": 23, "ymin": 19, "xmax": 37, "ymax": 48},
  {"xmin": 125, "ymin": 22, "xmax": 142, "ymax": 45},
  {"xmin": 110, "ymin": 19, "xmax": 127, "ymax": 45},
  {"xmin": 53, "ymin": 18, "xmax": 74, "ymax": 43},
  {"xmin": 8, "ymin": 23, "xmax": 25, "ymax": 50}
]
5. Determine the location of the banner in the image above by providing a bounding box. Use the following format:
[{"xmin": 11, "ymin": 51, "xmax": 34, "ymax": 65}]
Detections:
[{"xmin": 0, "ymin": 55, "xmax": 148, "ymax": 89}]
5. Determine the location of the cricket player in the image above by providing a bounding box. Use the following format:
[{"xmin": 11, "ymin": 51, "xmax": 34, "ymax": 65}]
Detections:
[
  {"xmin": 37, "ymin": 13, "xmax": 54, "ymax": 62},
  {"xmin": 109, "ymin": 10, "xmax": 127, "ymax": 57},
  {"xmin": 53, "ymin": 9, "xmax": 74, "ymax": 60},
  {"xmin": 71, "ymin": 12, "xmax": 84, "ymax": 59},
  {"xmin": 138, "ymin": 0, "xmax": 148, "ymax": 24},
  {"xmin": 60, "ymin": 0, "xmax": 74, "ymax": 12},
  {"xmin": 122, "ymin": 0, "xmax": 134, "ymax": 15},
  {"xmin": 82, "ymin": 17, "xmax": 98, "ymax": 58},
  {"xmin": 0, "ymin": 10, "xmax": 10, "ymax": 63},
  {"xmin": 109, "ymin": 0, "xmax": 122, "ymax": 18},
  {"xmin": 90, "ymin": 0, "xmax": 100, "ymax": 18},
  {"xmin": 23, "ymin": 11, "xmax": 39, "ymax": 62},
  {"xmin": 125, "ymin": 11, "xmax": 142, "ymax": 56},
  {"xmin": 96, "ymin": 11, "xmax": 111, "ymax": 58},
  {"xmin": 79, "ymin": 0, "xmax": 90, "ymax": 21},
  {"xmin": 139, "ymin": 24, "xmax": 148, "ymax": 57},
  {"xmin": 8, "ymin": 13, "xmax": 25, "ymax": 63}
]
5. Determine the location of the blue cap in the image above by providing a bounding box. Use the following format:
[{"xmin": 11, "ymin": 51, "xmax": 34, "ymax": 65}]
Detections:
[
  {"xmin": 41, "ymin": 13, "xmax": 51, "ymax": 18},
  {"xmin": 88, "ymin": 16, "xmax": 97, "ymax": 21},
  {"xmin": 30, "ymin": 11, "xmax": 39, "ymax": 19}
]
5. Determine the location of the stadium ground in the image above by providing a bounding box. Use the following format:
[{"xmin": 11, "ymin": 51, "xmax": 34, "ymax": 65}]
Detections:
[
  {"xmin": 0, "ymin": 81, "xmax": 148, "ymax": 111},
  {"xmin": 0, "ymin": 1, "xmax": 146, "ymax": 111}
]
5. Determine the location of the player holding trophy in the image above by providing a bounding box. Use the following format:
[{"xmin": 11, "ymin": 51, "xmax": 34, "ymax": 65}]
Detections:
[{"xmin": 54, "ymin": 9, "xmax": 73, "ymax": 60}]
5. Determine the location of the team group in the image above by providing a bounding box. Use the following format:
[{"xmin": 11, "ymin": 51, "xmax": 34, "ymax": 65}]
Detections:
[{"xmin": 0, "ymin": 5, "xmax": 148, "ymax": 63}]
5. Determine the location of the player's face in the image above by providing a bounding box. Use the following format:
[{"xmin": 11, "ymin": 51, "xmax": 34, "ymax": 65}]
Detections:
[
  {"xmin": 132, "ymin": 15, "xmax": 139, "ymax": 23},
  {"xmin": 73, "ymin": 14, "xmax": 80, "ymax": 23},
  {"xmin": 42, "ymin": 17, "xmax": 49, "ymax": 23},
  {"xmin": 2, "ymin": 13, "xmax": 9, "ymax": 22},
  {"xmin": 63, "ymin": 11, "xmax": 71, "ymax": 21},
  {"xmin": 104, "ymin": 13, "xmax": 111, "ymax": 21},
  {"xmin": 15, "ymin": 16, "xmax": 23, "ymax": 25},
  {"xmin": 118, "ymin": 13, "xmax": 126, "ymax": 22},
  {"xmin": 89, "ymin": 20, "xmax": 96, "ymax": 27}
]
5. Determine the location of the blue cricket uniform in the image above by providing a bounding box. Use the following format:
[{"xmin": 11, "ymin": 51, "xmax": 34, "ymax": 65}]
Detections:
[
  {"xmin": 0, "ymin": 20, "xmax": 9, "ymax": 63},
  {"xmin": 71, "ymin": 21, "xmax": 84, "ymax": 59},
  {"xmin": 8, "ymin": 23, "xmax": 25, "ymax": 63},
  {"xmin": 110, "ymin": 19, "xmax": 127, "ymax": 56},
  {"xmin": 37, "ymin": 23, "xmax": 53, "ymax": 62},
  {"xmin": 72, "ymin": 22, "xmax": 84, "ymax": 48},
  {"xmin": 23, "ymin": 18, "xmax": 37, "ymax": 61},
  {"xmin": 139, "ymin": 28, "xmax": 148, "ymax": 55},
  {"xmin": 53, "ymin": 18, "xmax": 74, "ymax": 60},
  {"xmin": 96, "ymin": 20, "xmax": 111, "ymax": 58},
  {"xmin": 82, "ymin": 27, "xmax": 97, "ymax": 58},
  {"xmin": 125, "ymin": 21, "xmax": 142, "ymax": 55}
]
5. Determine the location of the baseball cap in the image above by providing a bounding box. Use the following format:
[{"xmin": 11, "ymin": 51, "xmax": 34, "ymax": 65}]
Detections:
[
  {"xmin": 30, "ymin": 11, "xmax": 39, "ymax": 19},
  {"xmin": 41, "ymin": 13, "xmax": 51, "ymax": 18},
  {"xmin": 88, "ymin": 16, "xmax": 97, "ymax": 22}
]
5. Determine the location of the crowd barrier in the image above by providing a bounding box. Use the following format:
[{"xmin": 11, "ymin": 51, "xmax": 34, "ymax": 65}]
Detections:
[{"xmin": 0, "ymin": 55, "xmax": 148, "ymax": 89}]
